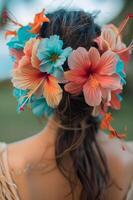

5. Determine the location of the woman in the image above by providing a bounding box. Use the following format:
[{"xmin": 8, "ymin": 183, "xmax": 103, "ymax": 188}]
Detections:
[{"xmin": 0, "ymin": 9, "xmax": 133, "ymax": 200}]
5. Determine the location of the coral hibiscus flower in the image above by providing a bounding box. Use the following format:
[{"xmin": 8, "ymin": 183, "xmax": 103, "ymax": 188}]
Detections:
[
  {"xmin": 95, "ymin": 24, "xmax": 133, "ymax": 64},
  {"xmin": 12, "ymin": 38, "xmax": 63, "ymax": 108},
  {"xmin": 65, "ymin": 47, "xmax": 121, "ymax": 107}
]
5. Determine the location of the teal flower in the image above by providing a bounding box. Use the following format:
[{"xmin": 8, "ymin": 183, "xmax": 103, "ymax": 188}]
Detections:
[
  {"xmin": 31, "ymin": 96, "xmax": 54, "ymax": 117},
  {"xmin": 7, "ymin": 26, "xmax": 36, "ymax": 50},
  {"xmin": 116, "ymin": 57, "xmax": 126, "ymax": 85},
  {"xmin": 37, "ymin": 35, "xmax": 72, "ymax": 79},
  {"xmin": 13, "ymin": 88, "xmax": 29, "ymax": 112}
]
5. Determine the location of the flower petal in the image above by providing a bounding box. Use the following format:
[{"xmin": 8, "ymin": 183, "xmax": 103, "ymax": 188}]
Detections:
[
  {"xmin": 95, "ymin": 74, "xmax": 121, "ymax": 90},
  {"xmin": 101, "ymin": 87, "xmax": 111, "ymax": 102},
  {"xmin": 88, "ymin": 47, "xmax": 100, "ymax": 69},
  {"xmin": 12, "ymin": 64, "xmax": 42, "ymax": 90},
  {"xmin": 24, "ymin": 38, "xmax": 36, "ymax": 57},
  {"xmin": 29, "ymin": 9, "xmax": 49, "ymax": 34},
  {"xmin": 110, "ymin": 91, "xmax": 121, "ymax": 110},
  {"xmin": 10, "ymin": 49, "xmax": 24, "ymax": 69},
  {"xmin": 94, "ymin": 37, "xmax": 109, "ymax": 52},
  {"xmin": 64, "ymin": 68, "xmax": 88, "ymax": 84},
  {"xmin": 102, "ymin": 28, "xmax": 116, "ymax": 50},
  {"xmin": 38, "ymin": 35, "xmax": 63, "ymax": 56},
  {"xmin": 60, "ymin": 47, "xmax": 72, "ymax": 58},
  {"xmin": 96, "ymin": 50, "xmax": 117, "ymax": 75},
  {"xmin": 40, "ymin": 60, "xmax": 53, "ymax": 73},
  {"xmin": 83, "ymin": 79, "xmax": 102, "ymax": 106},
  {"xmin": 51, "ymin": 66, "xmax": 64, "ymax": 80},
  {"xmin": 64, "ymin": 82, "xmax": 83, "ymax": 95},
  {"xmin": 55, "ymin": 56, "xmax": 67, "ymax": 67},
  {"xmin": 31, "ymin": 39, "xmax": 41, "ymax": 69},
  {"xmin": 43, "ymin": 75, "xmax": 62, "ymax": 108},
  {"xmin": 13, "ymin": 88, "xmax": 29, "ymax": 112},
  {"xmin": 18, "ymin": 55, "xmax": 31, "ymax": 68},
  {"xmin": 68, "ymin": 47, "xmax": 90, "ymax": 69},
  {"xmin": 48, "ymin": 35, "xmax": 63, "ymax": 53},
  {"xmin": 118, "ymin": 49, "xmax": 131, "ymax": 64},
  {"xmin": 31, "ymin": 96, "xmax": 53, "ymax": 117}
]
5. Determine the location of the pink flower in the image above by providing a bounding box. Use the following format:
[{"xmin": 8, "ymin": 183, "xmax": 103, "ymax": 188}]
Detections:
[
  {"xmin": 95, "ymin": 24, "xmax": 132, "ymax": 64},
  {"xmin": 64, "ymin": 47, "xmax": 121, "ymax": 107}
]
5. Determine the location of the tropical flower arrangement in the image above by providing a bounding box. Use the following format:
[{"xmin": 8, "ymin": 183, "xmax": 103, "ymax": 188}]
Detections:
[{"xmin": 6, "ymin": 10, "xmax": 133, "ymax": 139}]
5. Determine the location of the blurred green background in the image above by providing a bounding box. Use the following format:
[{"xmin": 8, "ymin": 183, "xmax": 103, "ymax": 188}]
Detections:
[{"xmin": 0, "ymin": 0, "xmax": 133, "ymax": 143}]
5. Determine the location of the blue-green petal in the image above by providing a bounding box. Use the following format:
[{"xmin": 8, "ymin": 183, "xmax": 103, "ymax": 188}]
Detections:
[
  {"xmin": 116, "ymin": 94, "xmax": 123, "ymax": 102},
  {"xmin": 116, "ymin": 57, "xmax": 126, "ymax": 85},
  {"xmin": 7, "ymin": 26, "xmax": 36, "ymax": 50},
  {"xmin": 40, "ymin": 61, "xmax": 54, "ymax": 73},
  {"xmin": 13, "ymin": 88, "xmax": 29, "ymax": 113},
  {"xmin": 60, "ymin": 47, "xmax": 72, "ymax": 58},
  {"xmin": 31, "ymin": 96, "xmax": 54, "ymax": 117},
  {"xmin": 51, "ymin": 66, "xmax": 64, "ymax": 79},
  {"xmin": 17, "ymin": 26, "xmax": 36, "ymax": 42}
]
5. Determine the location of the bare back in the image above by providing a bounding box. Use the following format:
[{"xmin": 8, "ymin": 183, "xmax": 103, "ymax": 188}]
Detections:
[{"xmin": 6, "ymin": 132, "xmax": 133, "ymax": 200}]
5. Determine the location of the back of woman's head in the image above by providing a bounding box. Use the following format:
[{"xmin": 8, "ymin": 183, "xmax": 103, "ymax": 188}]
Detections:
[{"xmin": 41, "ymin": 9, "xmax": 109, "ymax": 200}]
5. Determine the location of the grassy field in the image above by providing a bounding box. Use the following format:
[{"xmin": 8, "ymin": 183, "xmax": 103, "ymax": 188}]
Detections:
[
  {"xmin": 0, "ymin": 81, "xmax": 43, "ymax": 142},
  {"xmin": 0, "ymin": 81, "xmax": 133, "ymax": 143}
]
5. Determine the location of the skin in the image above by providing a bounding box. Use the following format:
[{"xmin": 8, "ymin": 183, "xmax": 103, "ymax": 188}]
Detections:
[{"xmin": 7, "ymin": 116, "xmax": 133, "ymax": 200}]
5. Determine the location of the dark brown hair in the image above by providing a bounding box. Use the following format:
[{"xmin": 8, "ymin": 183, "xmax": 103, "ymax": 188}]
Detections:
[{"xmin": 40, "ymin": 9, "xmax": 109, "ymax": 200}]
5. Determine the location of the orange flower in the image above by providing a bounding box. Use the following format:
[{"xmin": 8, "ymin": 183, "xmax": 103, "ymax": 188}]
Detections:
[
  {"xmin": 100, "ymin": 113, "xmax": 126, "ymax": 139},
  {"xmin": 100, "ymin": 113, "xmax": 113, "ymax": 130},
  {"xmin": 29, "ymin": 9, "xmax": 50, "ymax": 34},
  {"xmin": 109, "ymin": 131, "xmax": 126, "ymax": 140},
  {"xmin": 5, "ymin": 30, "xmax": 17, "ymax": 38},
  {"xmin": 12, "ymin": 38, "xmax": 62, "ymax": 108}
]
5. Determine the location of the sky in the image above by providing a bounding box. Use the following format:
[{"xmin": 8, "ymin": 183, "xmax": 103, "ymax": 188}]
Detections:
[{"xmin": 0, "ymin": 0, "xmax": 125, "ymax": 80}]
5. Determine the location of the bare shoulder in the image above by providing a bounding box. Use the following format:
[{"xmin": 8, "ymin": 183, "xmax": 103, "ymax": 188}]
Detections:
[
  {"xmin": 7, "ymin": 140, "xmax": 31, "ymax": 174},
  {"xmin": 97, "ymin": 132, "xmax": 133, "ymax": 199},
  {"xmin": 6, "ymin": 139, "xmax": 37, "ymax": 200},
  {"xmin": 97, "ymin": 132, "xmax": 133, "ymax": 161},
  {"xmin": 7, "ymin": 133, "xmax": 51, "ymax": 174}
]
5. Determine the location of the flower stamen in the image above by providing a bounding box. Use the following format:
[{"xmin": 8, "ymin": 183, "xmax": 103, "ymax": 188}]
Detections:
[
  {"xmin": 50, "ymin": 54, "xmax": 59, "ymax": 62},
  {"xmin": 18, "ymin": 79, "xmax": 44, "ymax": 112},
  {"xmin": 89, "ymin": 75, "xmax": 99, "ymax": 88},
  {"xmin": 19, "ymin": 98, "xmax": 29, "ymax": 112}
]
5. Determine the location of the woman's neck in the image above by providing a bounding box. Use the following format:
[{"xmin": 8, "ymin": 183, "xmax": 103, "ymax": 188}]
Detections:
[
  {"xmin": 24, "ymin": 116, "xmax": 60, "ymax": 162},
  {"xmin": 37, "ymin": 116, "xmax": 59, "ymax": 145}
]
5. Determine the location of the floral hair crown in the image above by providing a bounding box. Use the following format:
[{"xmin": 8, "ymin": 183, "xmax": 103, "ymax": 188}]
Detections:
[{"xmin": 6, "ymin": 10, "xmax": 133, "ymax": 140}]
